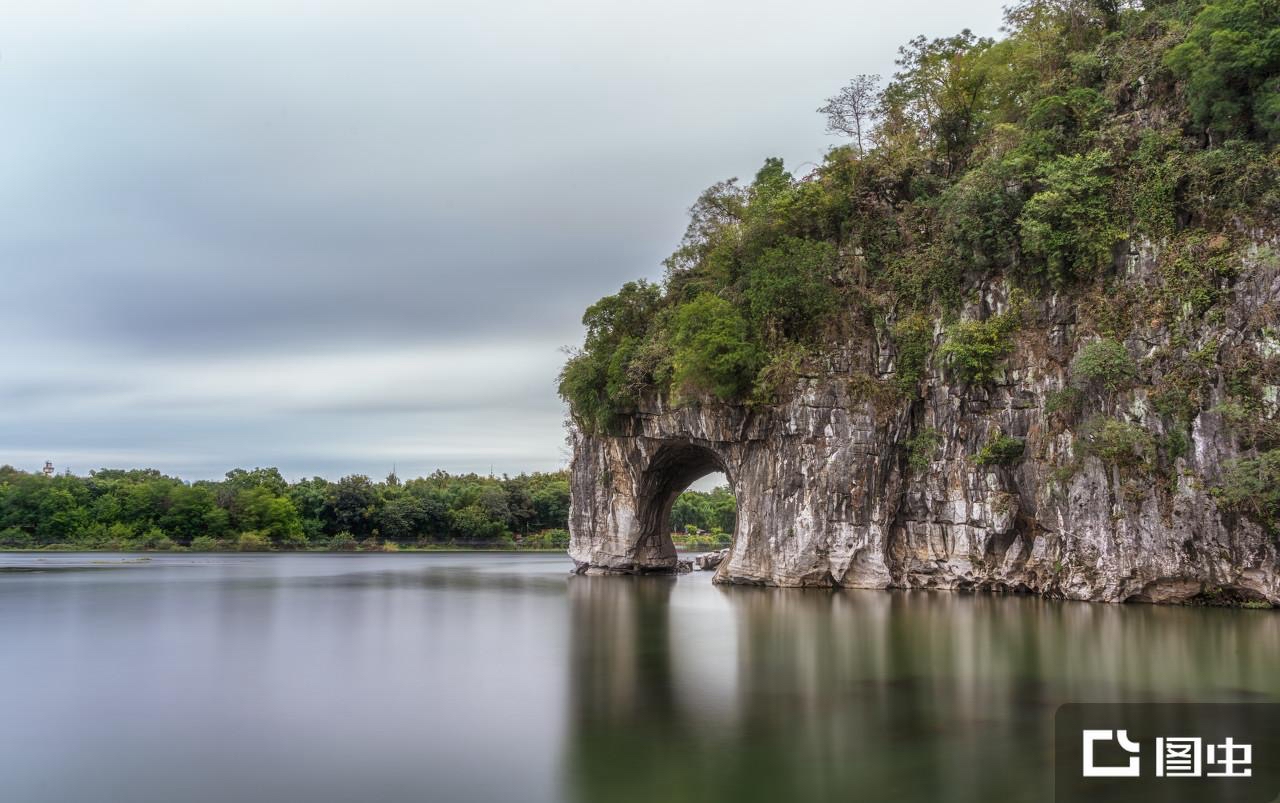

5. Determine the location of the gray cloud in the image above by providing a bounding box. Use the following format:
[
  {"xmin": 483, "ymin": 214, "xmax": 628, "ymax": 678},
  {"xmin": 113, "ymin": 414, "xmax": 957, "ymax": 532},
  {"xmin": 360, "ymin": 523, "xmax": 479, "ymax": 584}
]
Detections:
[{"xmin": 0, "ymin": 0, "xmax": 1004, "ymax": 479}]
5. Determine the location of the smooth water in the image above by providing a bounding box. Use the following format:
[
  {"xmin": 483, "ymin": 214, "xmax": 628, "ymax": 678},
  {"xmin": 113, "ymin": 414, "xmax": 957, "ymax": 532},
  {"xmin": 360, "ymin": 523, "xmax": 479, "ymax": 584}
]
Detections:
[{"xmin": 0, "ymin": 553, "xmax": 1276, "ymax": 803}]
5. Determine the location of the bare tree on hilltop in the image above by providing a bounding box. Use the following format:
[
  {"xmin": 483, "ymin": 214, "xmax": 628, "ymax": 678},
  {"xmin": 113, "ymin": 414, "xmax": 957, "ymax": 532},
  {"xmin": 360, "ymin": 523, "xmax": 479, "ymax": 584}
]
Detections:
[{"xmin": 817, "ymin": 73, "xmax": 881, "ymax": 155}]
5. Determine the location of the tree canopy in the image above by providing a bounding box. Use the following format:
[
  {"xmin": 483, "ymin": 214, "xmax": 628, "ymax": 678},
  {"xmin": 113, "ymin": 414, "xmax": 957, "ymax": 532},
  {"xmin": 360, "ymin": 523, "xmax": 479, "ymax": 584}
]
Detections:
[
  {"xmin": 0, "ymin": 466, "xmax": 571, "ymax": 551},
  {"xmin": 559, "ymin": 0, "xmax": 1280, "ymax": 433}
]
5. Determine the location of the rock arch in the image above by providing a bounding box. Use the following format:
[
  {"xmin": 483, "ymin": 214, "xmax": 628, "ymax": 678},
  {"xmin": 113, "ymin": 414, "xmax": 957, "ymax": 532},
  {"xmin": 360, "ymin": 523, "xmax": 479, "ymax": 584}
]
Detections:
[
  {"xmin": 633, "ymin": 441, "xmax": 731, "ymax": 566},
  {"xmin": 566, "ymin": 390, "xmax": 903, "ymax": 586},
  {"xmin": 568, "ymin": 434, "xmax": 734, "ymax": 575}
]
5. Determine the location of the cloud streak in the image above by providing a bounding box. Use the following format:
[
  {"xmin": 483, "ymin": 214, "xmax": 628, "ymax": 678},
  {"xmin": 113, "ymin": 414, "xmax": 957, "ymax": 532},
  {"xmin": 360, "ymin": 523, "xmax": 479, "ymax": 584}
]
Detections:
[{"xmin": 0, "ymin": 0, "xmax": 1004, "ymax": 479}]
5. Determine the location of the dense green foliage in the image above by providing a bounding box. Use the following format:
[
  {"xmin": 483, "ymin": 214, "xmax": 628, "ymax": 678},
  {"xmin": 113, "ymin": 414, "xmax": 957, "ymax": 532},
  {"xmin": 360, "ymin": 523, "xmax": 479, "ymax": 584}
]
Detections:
[
  {"xmin": 558, "ymin": 281, "xmax": 665, "ymax": 432},
  {"xmin": 1071, "ymin": 338, "xmax": 1138, "ymax": 391},
  {"xmin": 670, "ymin": 485, "xmax": 737, "ymax": 536},
  {"xmin": 940, "ymin": 312, "xmax": 1019, "ymax": 383},
  {"xmin": 906, "ymin": 428, "xmax": 943, "ymax": 471},
  {"xmin": 670, "ymin": 294, "xmax": 764, "ymax": 401},
  {"xmin": 562, "ymin": 0, "xmax": 1280, "ymax": 430},
  {"xmin": 0, "ymin": 466, "xmax": 571, "ymax": 551},
  {"xmin": 1018, "ymin": 149, "xmax": 1123, "ymax": 286},
  {"xmin": 1213, "ymin": 449, "xmax": 1280, "ymax": 529},
  {"xmin": 1077, "ymin": 416, "xmax": 1156, "ymax": 468},
  {"xmin": 1165, "ymin": 0, "xmax": 1280, "ymax": 142},
  {"xmin": 892, "ymin": 314, "xmax": 935, "ymax": 394}
]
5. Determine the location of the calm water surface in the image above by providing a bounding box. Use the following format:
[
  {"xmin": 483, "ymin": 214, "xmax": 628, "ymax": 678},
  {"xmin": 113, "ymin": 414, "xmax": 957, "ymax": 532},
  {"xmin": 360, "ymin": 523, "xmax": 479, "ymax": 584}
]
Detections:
[{"xmin": 1, "ymin": 552, "xmax": 1276, "ymax": 803}]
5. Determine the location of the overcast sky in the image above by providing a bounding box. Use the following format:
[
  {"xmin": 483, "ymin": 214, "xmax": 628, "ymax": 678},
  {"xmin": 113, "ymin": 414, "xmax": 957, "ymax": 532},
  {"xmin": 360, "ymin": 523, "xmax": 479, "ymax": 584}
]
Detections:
[{"xmin": 0, "ymin": 0, "xmax": 1005, "ymax": 481}]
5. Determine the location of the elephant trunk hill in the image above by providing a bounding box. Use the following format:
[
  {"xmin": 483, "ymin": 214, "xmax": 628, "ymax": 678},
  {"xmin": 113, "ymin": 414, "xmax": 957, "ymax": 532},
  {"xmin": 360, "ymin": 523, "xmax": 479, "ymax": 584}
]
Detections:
[{"xmin": 560, "ymin": 0, "xmax": 1280, "ymax": 605}]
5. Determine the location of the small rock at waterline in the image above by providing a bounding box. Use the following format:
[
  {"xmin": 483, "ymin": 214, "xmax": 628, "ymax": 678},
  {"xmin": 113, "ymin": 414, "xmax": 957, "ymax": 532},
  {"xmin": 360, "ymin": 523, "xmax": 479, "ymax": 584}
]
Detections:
[{"xmin": 694, "ymin": 549, "xmax": 730, "ymax": 571}]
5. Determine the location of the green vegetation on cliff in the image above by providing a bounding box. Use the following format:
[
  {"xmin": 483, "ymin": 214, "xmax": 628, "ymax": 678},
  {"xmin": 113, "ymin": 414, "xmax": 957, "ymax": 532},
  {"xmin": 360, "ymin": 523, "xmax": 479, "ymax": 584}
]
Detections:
[{"xmin": 560, "ymin": 0, "xmax": 1280, "ymax": 435}]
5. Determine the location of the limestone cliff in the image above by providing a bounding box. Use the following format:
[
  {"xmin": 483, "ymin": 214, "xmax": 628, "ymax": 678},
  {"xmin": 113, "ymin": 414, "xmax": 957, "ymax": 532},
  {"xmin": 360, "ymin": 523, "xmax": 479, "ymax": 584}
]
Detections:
[
  {"xmin": 568, "ymin": 239, "xmax": 1280, "ymax": 604},
  {"xmin": 561, "ymin": 1, "xmax": 1280, "ymax": 605}
]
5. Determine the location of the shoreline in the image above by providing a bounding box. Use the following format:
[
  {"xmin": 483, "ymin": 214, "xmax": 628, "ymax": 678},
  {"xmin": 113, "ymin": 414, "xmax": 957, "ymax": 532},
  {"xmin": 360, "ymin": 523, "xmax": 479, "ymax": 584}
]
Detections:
[{"xmin": 0, "ymin": 546, "xmax": 571, "ymax": 555}]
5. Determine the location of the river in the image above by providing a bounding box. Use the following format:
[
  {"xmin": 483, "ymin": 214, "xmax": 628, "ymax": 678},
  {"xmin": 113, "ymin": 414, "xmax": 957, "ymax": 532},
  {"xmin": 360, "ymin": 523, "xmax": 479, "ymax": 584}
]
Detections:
[{"xmin": 0, "ymin": 552, "xmax": 1276, "ymax": 802}]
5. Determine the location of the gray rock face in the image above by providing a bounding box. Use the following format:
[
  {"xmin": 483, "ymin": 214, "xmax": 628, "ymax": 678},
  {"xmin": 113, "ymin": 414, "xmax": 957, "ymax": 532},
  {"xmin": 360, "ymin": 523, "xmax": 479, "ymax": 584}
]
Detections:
[
  {"xmin": 694, "ymin": 549, "xmax": 730, "ymax": 571},
  {"xmin": 568, "ymin": 242, "xmax": 1280, "ymax": 604}
]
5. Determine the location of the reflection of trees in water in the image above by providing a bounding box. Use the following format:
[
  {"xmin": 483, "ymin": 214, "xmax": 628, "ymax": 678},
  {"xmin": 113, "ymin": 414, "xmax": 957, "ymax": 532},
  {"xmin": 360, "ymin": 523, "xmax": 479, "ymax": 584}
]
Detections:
[{"xmin": 563, "ymin": 580, "xmax": 1280, "ymax": 803}]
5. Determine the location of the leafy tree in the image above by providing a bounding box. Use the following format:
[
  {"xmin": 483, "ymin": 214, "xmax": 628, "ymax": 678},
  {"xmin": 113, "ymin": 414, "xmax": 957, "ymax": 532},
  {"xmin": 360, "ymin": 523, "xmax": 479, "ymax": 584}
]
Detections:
[
  {"xmin": 670, "ymin": 294, "xmax": 764, "ymax": 401},
  {"xmin": 559, "ymin": 281, "xmax": 664, "ymax": 431},
  {"xmin": 940, "ymin": 313, "xmax": 1018, "ymax": 383},
  {"xmin": 288, "ymin": 477, "xmax": 330, "ymax": 542},
  {"xmin": 325, "ymin": 475, "xmax": 379, "ymax": 539},
  {"xmin": 240, "ymin": 487, "xmax": 306, "ymax": 549},
  {"xmin": 937, "ymin": 145, "xmax": 1031, "ymax": 273},
  {"xmin": 880, "ymin": 30, "xmax": 998, "ymax": 174},
  {"xmin": 743, "ymin": 238, "xmax": 839, "ymax": 342},
  {"xmin": 475, "ymin": 485, "xmax": 511, "ymax": 526},
  {"xmin": 529, "ymin": 477, "xmax": 570, "ymax": 530},
  {"xmin": 663, "ymin": 180, "xmax": 748, "ymax": 277},
  {"xmin": 377, "ymin": 494, "xmax": 425, "ymax": 541},
  {"xmin": 1017, "ymin": 149, "xmax": 1122, "ymax": 286},
  {"xmin": 1165, "ymin": 0, "xmax": 1280, "ymax": 142},
  {"xmin": 159, "ymin": 485, "xmax": 228, "ymax": 543},
  {"xmin": 449, "ymin": 504, "xmax": 507, "ymax": 540},
  {"xmin": 36, "ymin": 487, "xmax": 88, "ymax": 545},
  {"xmin": 223, "ymin": 467, "xmax": 288, "ymax": 496}
]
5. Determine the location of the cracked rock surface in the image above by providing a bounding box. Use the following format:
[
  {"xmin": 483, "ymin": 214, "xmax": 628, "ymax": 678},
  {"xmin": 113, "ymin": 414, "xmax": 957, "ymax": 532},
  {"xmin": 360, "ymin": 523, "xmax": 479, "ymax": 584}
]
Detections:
[{"xmin": 569, "ymin": 242, "xmax": 1280, "ymax": 605}]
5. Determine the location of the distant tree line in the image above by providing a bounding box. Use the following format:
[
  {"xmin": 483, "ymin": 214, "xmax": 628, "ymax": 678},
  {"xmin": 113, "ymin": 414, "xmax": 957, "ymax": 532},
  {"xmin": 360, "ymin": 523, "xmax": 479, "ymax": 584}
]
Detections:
[
  {"xmin": 0, "ymin": 465, "xmax": 737, "ymax": 552},
  {"xmin": 670, "ymin": 485, "xmax": 736, "ymax": 536},
  {"xmin": 0, "ymin": 466, "xmax": 569, "ymax": 551}
]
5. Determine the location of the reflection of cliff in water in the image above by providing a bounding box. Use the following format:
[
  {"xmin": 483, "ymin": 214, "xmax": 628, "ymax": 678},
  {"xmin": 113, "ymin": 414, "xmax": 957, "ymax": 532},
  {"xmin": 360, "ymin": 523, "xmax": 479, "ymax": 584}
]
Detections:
[{"xmin": 563, "ymin": 579, "xmax": 1280, "ymax": 803}]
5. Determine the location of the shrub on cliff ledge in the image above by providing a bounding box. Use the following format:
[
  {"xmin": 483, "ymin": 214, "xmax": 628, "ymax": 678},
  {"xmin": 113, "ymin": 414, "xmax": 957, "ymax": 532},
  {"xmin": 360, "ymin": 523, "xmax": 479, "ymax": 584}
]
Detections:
[
  {"xmin": 1078, "ymin": 416, "xmax": 1155, "ymax": 469},
  {"xmin": 1071, "ymin": 338, "xmax": 1137, "ymax": 392},
  {"xmin": 906, "ymin": 428, "xmax": 943, "ymax": 471},
  {"xmin": 973, "ymin": 432, "xmax": 1025, "ymax": 467},
  {"xmin": 891, "ymin": 314, "xmax": 935, "ymax": 394},
  {"xmin": 940, "ymin": 313, "xmax": 1017, "ymax": 384},
  {"xmin": 1213, "ymin": 449, "xmax": 1280, "ymax": 530}
]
